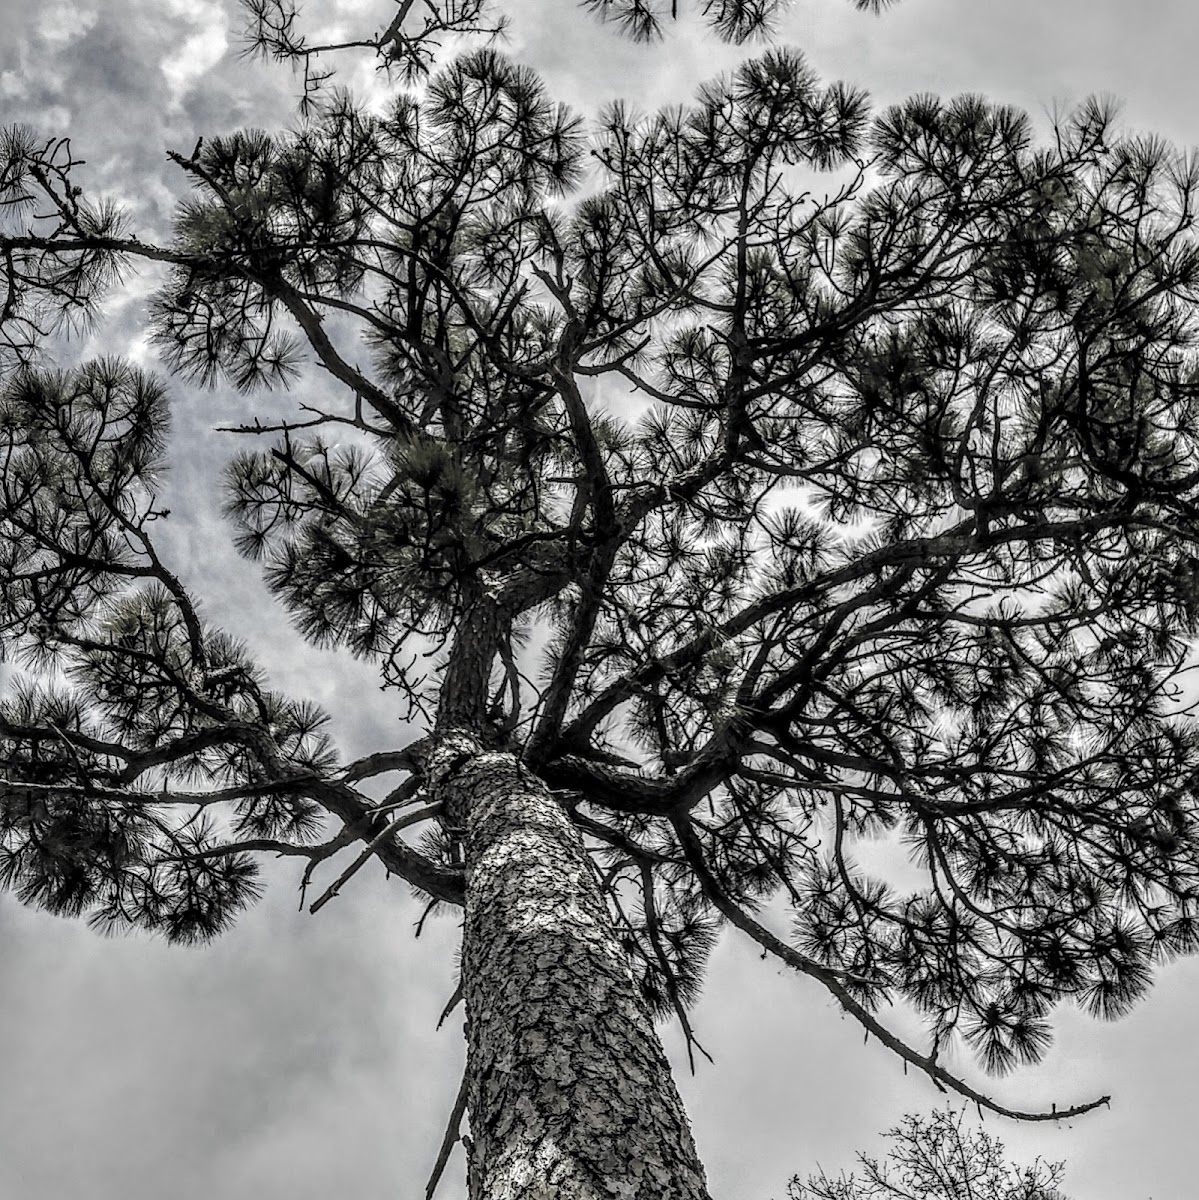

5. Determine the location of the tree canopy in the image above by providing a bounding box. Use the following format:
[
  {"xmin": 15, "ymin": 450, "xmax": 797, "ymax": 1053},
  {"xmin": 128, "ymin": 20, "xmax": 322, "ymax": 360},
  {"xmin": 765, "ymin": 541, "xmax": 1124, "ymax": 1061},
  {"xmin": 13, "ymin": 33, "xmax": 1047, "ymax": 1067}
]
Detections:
[
  {"xmin": 5, "ymin": 0, "xmax": 1199, "ymax": 1138},
  {"xmin": 787, "ymin": 1107, "xmax": 1068, "ymax": 1200}
]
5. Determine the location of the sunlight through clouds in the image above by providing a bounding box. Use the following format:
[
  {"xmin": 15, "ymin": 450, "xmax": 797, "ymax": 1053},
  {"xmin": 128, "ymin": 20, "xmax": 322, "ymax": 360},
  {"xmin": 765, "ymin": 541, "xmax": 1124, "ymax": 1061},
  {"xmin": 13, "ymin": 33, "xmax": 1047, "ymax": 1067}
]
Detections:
[{"xmin": 160, "ymin": 0, "xmax": 230, "ymax": 103}]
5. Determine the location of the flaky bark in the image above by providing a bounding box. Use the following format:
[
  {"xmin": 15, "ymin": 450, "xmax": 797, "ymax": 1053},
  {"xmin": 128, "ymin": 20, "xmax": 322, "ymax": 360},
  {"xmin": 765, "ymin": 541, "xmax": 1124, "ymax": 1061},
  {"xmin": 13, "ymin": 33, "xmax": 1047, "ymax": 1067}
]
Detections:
[{"xmin": 430, "ymin": 737, "xmax": 709, "ymax": 1200}]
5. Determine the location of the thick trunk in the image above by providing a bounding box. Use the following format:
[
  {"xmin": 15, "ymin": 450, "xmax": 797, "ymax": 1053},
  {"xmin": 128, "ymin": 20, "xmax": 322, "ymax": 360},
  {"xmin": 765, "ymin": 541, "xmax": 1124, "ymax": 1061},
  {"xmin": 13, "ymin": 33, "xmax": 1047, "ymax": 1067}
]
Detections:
[{"xmin": 433, "ymin": 741, "xmax": 710, "ymax": 1200}]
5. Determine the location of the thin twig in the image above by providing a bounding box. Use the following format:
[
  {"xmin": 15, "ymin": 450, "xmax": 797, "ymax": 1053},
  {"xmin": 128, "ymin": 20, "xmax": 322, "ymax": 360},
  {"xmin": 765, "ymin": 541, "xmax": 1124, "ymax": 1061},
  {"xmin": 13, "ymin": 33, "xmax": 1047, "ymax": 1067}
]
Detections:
[
  {"xmin": 436, "ymin": 981, "xmax": 463, "ymax": 1030},
  {"xmin": 297, "ymin": 819, "xmax": 369, "ymax": 911},
  {"xmin": 425, "ymin": 1062, "xmax": 469, "ymax": 1200},
  {"xmin": 309, "ymin": 802, "xmax": 443, "ymax": 913}
]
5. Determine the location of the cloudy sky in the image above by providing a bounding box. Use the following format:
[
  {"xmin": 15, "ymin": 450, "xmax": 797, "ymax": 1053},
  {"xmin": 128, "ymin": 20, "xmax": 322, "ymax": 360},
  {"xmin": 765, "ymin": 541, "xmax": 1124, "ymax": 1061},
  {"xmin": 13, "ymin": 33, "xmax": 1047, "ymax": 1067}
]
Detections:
[{"xmin": 3, "ymin": 1, "xmax": 1199, "ymax": 1197}]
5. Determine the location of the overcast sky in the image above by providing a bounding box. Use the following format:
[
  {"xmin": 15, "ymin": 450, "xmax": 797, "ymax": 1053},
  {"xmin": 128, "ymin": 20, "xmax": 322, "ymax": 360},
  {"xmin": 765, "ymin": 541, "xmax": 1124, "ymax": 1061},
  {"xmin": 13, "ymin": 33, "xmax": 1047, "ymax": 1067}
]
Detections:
[{"xmin": 3, "ymin": 1, "xmax": 1199, "ymax": 1198}]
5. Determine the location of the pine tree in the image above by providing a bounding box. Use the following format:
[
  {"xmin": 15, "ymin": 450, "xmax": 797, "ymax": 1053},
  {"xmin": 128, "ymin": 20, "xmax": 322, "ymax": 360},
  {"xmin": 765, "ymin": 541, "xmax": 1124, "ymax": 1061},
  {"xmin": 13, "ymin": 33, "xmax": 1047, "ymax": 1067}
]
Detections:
[
  {"xmin": 787, "ymin": 1107, "xmax": 1068, "ymax": 1200},
  {"xmin": 241, "ymin": 0, "xmax": 895, "ymax": 107},
  {"xmin": 5, "ymin": 4, "xmax": 1199, "ymax": 1194}
]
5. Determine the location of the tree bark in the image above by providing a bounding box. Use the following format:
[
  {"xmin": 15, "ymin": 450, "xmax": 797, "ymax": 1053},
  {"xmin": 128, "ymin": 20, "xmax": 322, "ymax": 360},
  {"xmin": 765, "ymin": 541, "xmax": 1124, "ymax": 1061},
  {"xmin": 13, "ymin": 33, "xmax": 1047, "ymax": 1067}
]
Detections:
[{"xmin": 431, "ymin": 738, "xmax": 710, "ymax": 1200}]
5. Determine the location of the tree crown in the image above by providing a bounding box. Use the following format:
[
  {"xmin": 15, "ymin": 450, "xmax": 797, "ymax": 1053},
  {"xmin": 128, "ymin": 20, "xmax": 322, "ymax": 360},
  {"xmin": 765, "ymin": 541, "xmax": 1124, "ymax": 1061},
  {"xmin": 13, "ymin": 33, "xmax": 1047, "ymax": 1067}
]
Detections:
[
  {"xmin": 788, "ymin": 1107, "xmax": 1068, "ymax": 1200},
  {"xmin": 4, "ymin": 3, "xmax": 1199, "ymax": 1118}
]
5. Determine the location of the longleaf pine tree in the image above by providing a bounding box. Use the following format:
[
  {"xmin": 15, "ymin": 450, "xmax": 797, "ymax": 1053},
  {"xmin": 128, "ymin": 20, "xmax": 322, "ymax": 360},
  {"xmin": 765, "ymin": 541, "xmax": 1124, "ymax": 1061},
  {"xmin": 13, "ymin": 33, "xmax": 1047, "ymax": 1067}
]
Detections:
[{"xmin": 6, "ymin": 1, "xmax": 1199, "ymax": 1194}]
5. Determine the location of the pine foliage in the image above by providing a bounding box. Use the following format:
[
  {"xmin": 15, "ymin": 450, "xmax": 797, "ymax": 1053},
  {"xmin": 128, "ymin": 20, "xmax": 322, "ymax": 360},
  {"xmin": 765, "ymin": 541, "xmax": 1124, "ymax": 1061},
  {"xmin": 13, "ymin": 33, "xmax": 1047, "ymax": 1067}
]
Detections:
[{"xmin": 5, "ymin": 5, "xmax": 1199, "ymax": 1112}]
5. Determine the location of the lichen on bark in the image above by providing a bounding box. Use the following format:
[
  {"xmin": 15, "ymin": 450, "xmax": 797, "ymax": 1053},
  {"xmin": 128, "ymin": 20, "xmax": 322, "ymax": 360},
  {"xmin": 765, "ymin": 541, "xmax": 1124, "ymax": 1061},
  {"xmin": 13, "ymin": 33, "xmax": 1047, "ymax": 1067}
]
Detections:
[{"xmin": 430, "ymin": 737, "xmax": 710, "ymax": 1200}]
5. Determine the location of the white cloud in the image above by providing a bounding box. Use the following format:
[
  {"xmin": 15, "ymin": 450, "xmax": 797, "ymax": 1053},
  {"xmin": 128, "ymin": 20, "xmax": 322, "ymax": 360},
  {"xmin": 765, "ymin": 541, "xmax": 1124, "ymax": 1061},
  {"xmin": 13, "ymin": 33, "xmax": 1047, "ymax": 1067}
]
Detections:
[
  {"xmin": 0, "ymin": 70, "xmax": 26, "ymax": 99},
  {"xmin": 35, "ymin": 3, "xmax": 100, "ymax": 45},
  {"xmin": 160, "ymin": 0, "xmax": 230, "ymax": 103}
]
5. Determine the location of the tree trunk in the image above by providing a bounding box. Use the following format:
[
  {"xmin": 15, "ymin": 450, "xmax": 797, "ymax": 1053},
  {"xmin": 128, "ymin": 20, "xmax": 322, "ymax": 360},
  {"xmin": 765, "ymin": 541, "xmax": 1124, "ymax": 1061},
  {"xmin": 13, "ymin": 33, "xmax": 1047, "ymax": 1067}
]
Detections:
[{"xmin": 434, "ymin": 739, "xmax": 710, "ymax": 1200}]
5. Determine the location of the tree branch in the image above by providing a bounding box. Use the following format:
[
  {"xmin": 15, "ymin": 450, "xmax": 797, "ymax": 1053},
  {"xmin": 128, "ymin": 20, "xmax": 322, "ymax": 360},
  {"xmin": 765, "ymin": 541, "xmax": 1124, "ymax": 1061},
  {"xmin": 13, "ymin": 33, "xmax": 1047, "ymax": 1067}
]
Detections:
[{"xmin": 671, "ymin": 816, "xmax": 1110, "ymax": 1123}]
